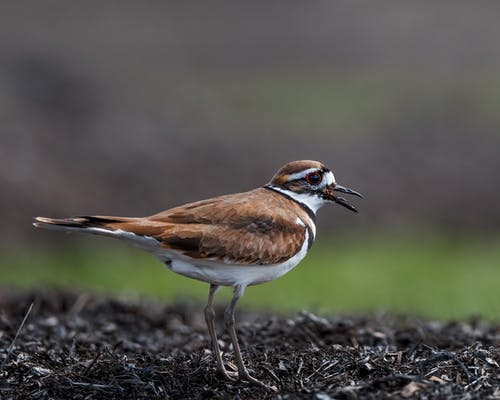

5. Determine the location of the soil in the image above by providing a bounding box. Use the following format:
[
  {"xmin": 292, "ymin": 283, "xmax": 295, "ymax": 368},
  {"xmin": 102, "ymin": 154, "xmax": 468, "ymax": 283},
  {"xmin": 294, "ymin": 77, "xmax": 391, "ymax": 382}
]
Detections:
[{"xmin": 0, "ymin": 290, "xmax": 498, "ymax": 399}]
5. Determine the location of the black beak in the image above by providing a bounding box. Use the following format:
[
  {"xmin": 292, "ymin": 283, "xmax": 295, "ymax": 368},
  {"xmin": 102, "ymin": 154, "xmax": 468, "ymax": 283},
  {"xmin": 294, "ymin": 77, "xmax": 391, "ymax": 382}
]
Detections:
[
  {"xmin": 332, "ymin": 184, "xmax": 363, "ymax": 213},
  {"xmin": 334, "ymin": 184, "xmax": 363, "ymax": 198}
]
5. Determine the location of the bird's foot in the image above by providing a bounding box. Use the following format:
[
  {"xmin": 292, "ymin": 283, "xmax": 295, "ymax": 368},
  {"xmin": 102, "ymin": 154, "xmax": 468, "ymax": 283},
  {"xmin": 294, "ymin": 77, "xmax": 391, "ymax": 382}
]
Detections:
[
  {"xmin": 218, "ymin": 364, "xmax": 277, "ymax": 391},
  {"xmin": 217, "ymin": 366, "xmax": 238, "ymax": 381},
  {"xmin": 239, "ymin": 369, "xmax": 278, "ymax": 392}
]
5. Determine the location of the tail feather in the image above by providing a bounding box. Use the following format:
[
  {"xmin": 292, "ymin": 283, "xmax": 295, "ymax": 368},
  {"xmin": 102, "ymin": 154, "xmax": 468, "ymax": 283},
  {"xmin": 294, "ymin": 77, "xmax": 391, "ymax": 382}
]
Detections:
[
  {"xmin": 34, "ymin": 215, "xmax": 169, "ymax": 255},
  {"xmin": 33, "ymin": 215, "xmax": 126, "ymax": 230},
  {"xmin": 35, "ymin": 213, "xmax": 163, "ymax": 242},
  {"xmin": 33, "ymin": 215, "xmax": 163, "ymax": 252}
]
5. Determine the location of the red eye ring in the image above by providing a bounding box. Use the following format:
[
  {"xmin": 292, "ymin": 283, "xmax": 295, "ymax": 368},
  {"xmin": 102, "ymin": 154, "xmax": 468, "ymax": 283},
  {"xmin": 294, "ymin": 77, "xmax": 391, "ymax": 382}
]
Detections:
[{"xmin": 305, "ymin": 172, "xmax": 322, "ymax": 185}]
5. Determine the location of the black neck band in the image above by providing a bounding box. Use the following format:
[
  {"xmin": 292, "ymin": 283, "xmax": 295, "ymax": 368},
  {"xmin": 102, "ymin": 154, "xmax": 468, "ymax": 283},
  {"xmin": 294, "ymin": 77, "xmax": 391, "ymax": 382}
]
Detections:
[{"xmin": 263, "ymin": 185, "xmax": 316, "ymax": 223}]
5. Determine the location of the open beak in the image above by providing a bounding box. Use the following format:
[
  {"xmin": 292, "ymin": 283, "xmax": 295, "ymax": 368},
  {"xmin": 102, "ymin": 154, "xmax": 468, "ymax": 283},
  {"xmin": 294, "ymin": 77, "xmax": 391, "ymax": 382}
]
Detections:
[{"xmin": 328, "ymin": 183, "xmax": 363, "ymax": 213}]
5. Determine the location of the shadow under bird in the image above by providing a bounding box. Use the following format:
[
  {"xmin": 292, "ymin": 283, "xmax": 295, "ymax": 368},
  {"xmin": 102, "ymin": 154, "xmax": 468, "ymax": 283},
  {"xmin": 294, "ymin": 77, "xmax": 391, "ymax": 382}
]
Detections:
[{"xmin": 34, "ymin": 159, "xmax": 362, "ymax": 390}]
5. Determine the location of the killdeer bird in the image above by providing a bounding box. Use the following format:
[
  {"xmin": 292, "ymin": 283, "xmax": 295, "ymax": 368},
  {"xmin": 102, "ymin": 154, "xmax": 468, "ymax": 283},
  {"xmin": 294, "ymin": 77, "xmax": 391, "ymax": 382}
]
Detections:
[{"xmin": 34, "ymin": 160, "xmax": 362, "ymax": 389}]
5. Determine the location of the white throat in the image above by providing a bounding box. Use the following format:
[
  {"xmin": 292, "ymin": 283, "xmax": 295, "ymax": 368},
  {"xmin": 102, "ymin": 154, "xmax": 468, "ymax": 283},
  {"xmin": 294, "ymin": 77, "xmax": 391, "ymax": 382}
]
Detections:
[{"xmin": 266, "ymin": 185, "xmax": 328, "ymax": 214}]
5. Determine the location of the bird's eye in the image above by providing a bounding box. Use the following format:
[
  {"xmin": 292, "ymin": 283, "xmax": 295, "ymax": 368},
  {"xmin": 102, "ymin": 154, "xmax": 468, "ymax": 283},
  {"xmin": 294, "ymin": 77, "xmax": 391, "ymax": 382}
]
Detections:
[{"xmin": 305, "ymin": 171, "xmax": 322, "ymax": 185}]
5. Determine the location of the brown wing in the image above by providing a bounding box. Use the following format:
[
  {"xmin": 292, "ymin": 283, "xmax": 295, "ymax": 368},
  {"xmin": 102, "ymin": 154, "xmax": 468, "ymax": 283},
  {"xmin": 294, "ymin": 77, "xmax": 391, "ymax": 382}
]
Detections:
[
  {"xmin": 105, "ymin": 188, "xmax": 307, "ymax": 265},
  {"xmin": 156, "ymin": 217, "xmax": 305, "ymax": 265}
]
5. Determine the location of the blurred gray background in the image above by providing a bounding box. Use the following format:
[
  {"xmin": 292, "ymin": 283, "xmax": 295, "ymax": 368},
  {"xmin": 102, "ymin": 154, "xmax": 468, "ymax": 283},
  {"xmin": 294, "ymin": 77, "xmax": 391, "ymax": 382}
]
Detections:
[{"xmin": 2, "ymin": 1, "xmax": 500, "ymax": 247}]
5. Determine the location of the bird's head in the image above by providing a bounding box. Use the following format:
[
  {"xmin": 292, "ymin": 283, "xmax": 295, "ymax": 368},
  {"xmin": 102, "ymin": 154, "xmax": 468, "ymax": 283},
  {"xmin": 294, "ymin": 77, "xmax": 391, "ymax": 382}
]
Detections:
[{"xmin": 267, "ymin": 160, "xmax": 363, "ymax": 213}]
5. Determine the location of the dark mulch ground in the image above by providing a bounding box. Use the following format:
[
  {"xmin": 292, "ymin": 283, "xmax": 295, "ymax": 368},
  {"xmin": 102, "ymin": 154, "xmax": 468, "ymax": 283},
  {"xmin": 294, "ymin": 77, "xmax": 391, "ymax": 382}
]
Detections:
[{"xmin": 0, "ymin": 290, "xmax": 498, "ymax": 399}]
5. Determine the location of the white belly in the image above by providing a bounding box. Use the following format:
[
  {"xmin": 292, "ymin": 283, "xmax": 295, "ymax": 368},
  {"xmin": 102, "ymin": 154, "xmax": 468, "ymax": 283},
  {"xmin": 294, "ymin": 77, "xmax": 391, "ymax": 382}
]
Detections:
[
  {"xmin": 71, "ymin": 225, "xmax": 311, "ymax": 288},
  {"xmin": 163, "ymin": 231, "xmax": 310, "ymax": 287}
]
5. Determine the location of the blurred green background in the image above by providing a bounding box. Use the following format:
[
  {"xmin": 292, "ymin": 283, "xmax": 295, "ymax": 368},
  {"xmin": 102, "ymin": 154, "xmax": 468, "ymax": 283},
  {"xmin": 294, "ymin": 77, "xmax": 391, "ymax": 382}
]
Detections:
[{"xmin": 1, "ymin": 1, "xmax": 499, "ymax": 319}]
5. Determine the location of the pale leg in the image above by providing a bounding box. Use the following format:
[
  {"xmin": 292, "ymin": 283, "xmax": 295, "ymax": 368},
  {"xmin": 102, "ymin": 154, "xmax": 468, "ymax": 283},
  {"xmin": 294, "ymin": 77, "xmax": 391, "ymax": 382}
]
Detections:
[
  {"xmin": 204, "ymin": 284, "xmax": 236, "ymax": 380},
  {"xmin": 224, "ymin": 285, "xmax": 269, "ymax": 389}
]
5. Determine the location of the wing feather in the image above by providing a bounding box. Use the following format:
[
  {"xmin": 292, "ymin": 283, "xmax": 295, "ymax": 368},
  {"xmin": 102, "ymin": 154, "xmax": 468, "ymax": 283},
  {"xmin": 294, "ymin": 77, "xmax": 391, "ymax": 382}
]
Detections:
[{"xmin": 110, "ymin": 188, "xmax": 307, "ymax": 265}]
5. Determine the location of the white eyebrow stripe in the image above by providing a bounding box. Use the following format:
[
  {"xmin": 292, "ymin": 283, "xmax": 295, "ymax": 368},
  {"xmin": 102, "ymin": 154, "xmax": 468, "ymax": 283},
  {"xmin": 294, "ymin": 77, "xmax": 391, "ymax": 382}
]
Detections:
[
  {"xmin": 286, "ymin": 168, "xmax": 321, "ymax": 182},
  {"xmin": 287, "ymin": 168, "xmax": 336, "ymax": 188}
]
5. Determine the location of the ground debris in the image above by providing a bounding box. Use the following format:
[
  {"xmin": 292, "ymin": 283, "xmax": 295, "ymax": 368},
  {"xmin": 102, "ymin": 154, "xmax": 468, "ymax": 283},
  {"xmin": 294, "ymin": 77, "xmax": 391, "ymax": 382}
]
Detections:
[{"xmin": 0, "ymin": 289, "xmax": 498, "ymax": 399}]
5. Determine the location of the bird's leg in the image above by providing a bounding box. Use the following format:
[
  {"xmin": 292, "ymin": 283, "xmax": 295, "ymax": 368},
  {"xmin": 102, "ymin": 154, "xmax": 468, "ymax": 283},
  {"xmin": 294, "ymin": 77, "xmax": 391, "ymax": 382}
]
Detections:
[
  {"xmin": 224, "ymin": 285, "xmax": 270, "ymax": 389},
  {"xmin": 204, "ymin": 284, "xmax": 236, "ymax": 381}
]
